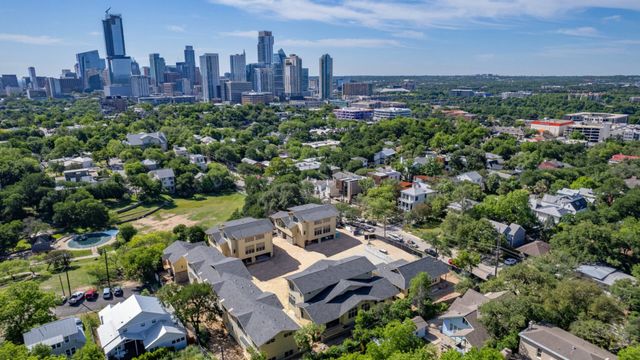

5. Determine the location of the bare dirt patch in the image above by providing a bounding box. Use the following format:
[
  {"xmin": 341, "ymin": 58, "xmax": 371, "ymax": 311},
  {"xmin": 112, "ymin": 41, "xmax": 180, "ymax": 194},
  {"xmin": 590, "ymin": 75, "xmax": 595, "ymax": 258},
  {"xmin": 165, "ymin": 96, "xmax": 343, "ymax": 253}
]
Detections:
[{"xmin": 132, "ymin": 213, "xmax": 198, "ymax": 233}]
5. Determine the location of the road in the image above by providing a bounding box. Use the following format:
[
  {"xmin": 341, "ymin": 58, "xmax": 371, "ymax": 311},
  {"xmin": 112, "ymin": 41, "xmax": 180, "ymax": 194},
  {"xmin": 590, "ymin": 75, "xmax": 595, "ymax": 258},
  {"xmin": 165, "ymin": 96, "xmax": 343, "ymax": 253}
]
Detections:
[{"xmin": 54, "ymin": 286, "xmax": 137, "ymax": 318}]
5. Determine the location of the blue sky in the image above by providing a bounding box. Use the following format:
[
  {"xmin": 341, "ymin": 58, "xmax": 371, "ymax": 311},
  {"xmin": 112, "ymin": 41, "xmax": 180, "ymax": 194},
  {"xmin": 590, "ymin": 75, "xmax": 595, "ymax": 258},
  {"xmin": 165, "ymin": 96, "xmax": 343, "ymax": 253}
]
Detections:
[{"xmin": 1, "ymin": 0, "xmax": 640, "ymax": 77}]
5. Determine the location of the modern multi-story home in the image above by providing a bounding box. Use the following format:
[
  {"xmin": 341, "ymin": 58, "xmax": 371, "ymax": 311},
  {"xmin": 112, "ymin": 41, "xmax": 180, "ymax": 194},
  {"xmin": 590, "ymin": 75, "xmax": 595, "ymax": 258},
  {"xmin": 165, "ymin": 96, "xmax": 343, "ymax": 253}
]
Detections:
[
  {"xmin": 518, "ymin": 323, "xmax": 617, "ymax": 360},
  {"xmin": 206, "ymin": 217, "xmax": 275, "ymax": 264},
  {"xmin": 270, "ymin": 204, "xmax": 338, "ymax": 248},
  {"xmin": 162, "ymin": 241, "xmax": 299, "ymax": 360},
  {"xmin": 285, "ymin": 256, "xmax": 398, "ymax": 338},
  {"xmin": 440, "ymin": 289, "xmax": 506, "ymax": 353},
  {"xmin": 375, "ymin": 257, "xmax": 450, "ymax": 295},
  {"xmin": 188, "ymin": 154, "xmax": 207, "ymax": 170},
  {"xmin": 332, "ymin": 171, "xmax": 364, "ymax": 203},
  {"xmin": 97, "ymin": 295, "xmax": 187, "ymax": 359},
  {"xmin": 149, "ymin": 168, "xmax": 175, "ymax": 193},
  {"xmin": 48, "ymin": 156, "xmax": 94, "ymax": 170},
  {"xmin": 124, "ymin": 132, "xmax": 168, "ymax": 151},
  {"xmin": 398, "ymin": 181, "xmax": 437, "ymax": 212},
  {"xmin": 23, "ymin": 317, "xmax": 86, "ymax": 357},
  {"xmin": 373, "ymin": 148, "xmax": 397, "ymax": 165},
  {"xmin": 487, "ymin": 220, "xmax": 526, "ymax": 248},
  {"xmin": 529, "ymin": 192, "xmax": 588, "ymax": 224},
  {"xmin": 368, "ymin": 167, "xmax": 401, "ymax": 185}
]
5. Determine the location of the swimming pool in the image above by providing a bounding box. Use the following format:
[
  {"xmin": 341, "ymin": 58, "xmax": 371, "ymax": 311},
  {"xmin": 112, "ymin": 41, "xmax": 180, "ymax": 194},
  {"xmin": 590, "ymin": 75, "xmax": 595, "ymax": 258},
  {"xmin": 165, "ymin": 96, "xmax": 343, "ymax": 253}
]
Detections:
[{"xmin": 68, "ymin": 229, "xmax": 119, "ymax": 249}]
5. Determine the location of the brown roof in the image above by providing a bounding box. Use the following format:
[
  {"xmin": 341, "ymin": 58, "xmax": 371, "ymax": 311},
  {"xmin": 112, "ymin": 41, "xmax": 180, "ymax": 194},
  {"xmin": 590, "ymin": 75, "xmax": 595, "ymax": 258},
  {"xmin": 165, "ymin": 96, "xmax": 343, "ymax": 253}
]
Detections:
[
  {"xmin": 519, "ymin": 323, "xmax": 617, "ymax": 360},
  {"xmin": 516, "ymin": 241, "xmax": 551, "ymax": 257}
]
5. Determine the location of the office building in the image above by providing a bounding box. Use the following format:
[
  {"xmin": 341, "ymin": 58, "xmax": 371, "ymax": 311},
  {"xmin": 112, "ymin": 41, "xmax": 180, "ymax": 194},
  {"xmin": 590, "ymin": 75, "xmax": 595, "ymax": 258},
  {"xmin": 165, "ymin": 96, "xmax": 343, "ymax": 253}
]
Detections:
[
  {"xmin": 257, "ymin": 31, "xmax": 274, "ymax": 65},
  {"xmin": 1, "ymin": 74, "xmax": 19, "ymax": 88},
  {"xmin": 102, "ymin": 12, "xmax": 126, "ymax": 57},
  {"xmin": 530, "ymin": 120, "xmax": 574, "ymax": 137},
  {"xmin": 373, "ymin": 107, "xmax": 412, "ymax": 120},
  {"xmin": 565, "ymin": 123, "xmax": 612, "ymax": 143},
  {"xmin": 224, "ymin": 81, "xmax": 252, "ymax": 104},
  {"xmin": 241, "ymin": 91, "xmax": 272, "ymax": 105},
  {"xmin": 230, "ymin": 51, "xmax": 246, "ymax": 82},
  {"xmin": 284, "ymin": 54, "xmax": 303, "ymax": 97},
  {"xmin": 130, "ymin": 59, "xmax": 140, "ymax": 75},
  {"xmin": 333, "ymin": 107, "xmax": 374, "ymax": 120},
  {"xmin": 76, "ymin": 51, "xmax": 105, "ymax": 90},
  {"xmin": 449, "ymin": 89, "xmax": 475, "ymax": 97},
  {"xmin": 183, "ymin": 45, "xmax": 196, "ymax": 85},
  {"xmin": 130, "ymin": 75, "xmax": 150, "ymax": 98},
  {"xmin": 272, "ymin": 48, "xmax": 286, "ymax": 98},
  {"xmin": 28, "ymin": 67, "xmax": 38, "ymax": 89},
  {"xmin": 563, "ymin": 112, "xmax": 629, "ymax": 124},
  {"xmin": 255, "ymin": 67, "xmax": 274, "ymax": 93},
  {"xmin": 102, "ymin": 12, "xmax": 131, "ymax": 94},
  {"xmin": 149, "ymin": 53, "xmax": 166, "ymax": 87},
  {"xmin": 342, "ymin": 82, "xmax": 372, "ymax": 97},
  {"xmin": 199, "ymin": 53, "xmax": 220, "ymax": 102},
  {"xmin": 319, "ymin": 54, "xmax": 333, "ymax": 100},
  {"xmin": 302, "ymin": 68, "xmax": 309, "ymax": 94}
]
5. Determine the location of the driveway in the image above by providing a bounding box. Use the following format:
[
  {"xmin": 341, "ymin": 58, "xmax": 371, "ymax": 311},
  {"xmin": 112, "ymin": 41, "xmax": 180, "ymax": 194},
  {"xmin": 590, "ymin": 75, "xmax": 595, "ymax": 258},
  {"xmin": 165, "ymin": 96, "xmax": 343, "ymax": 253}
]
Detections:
[{"xmin": 54, "ymin": 286, "xmax": 138, "ymax": 318}]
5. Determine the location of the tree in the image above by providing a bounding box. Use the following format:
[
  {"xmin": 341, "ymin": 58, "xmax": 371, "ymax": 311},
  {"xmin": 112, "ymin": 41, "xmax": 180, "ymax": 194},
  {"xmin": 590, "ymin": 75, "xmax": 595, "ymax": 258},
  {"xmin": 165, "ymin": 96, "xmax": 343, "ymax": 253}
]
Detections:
[
  {"xmin": 361, "ymin": 183, "xmax": 397, "ymax": 237},
  {"xmin": 421, "ymin": 233, "xmax": 450, "ymax": 257},
  {"xmin": 44, "ymin": 250, "xmax": 72, "ymax": 271},
  {"xmin": 619, "ymin": 345, "xmax": 640, "ymax": 360},
  {"xmin": 479, "ymin": 294, "xmax": 537, "ymax": 341},
  {"xmin": 408, "ymin": 272, "xmax": 437, "ymax": 319},
  {"xmin": 365, "ymin": 319, "xmax": 423, "ymax": 360},
  {"xmin": 0, "ymin": 281, "xmax": 57, "ymax": 343},
  {"xmin": 550, "ymin": 221, "xmax": 620, "ymax": 266},
  {"xmin": 157, "ymin": 283, "xmax": 222, "ymax": 335},
  {"xmin": 475, "ymin": 189, "xmax": 537, "ymax": 229},
  {"xmin": 542, "ymin": 279, "xmax": 602, "ymax": 328},
  {"xmin": 452, "ymin": 250, "xmax": 481, "ymax": 273},
  {"xmin": 294, "ymin": 323, "xmax": 326, "ymax": 355},
  {"xmin": 358, "ymin": 177, "xmax": 375, "ymax": 195},
  {"xmin": 118, "ymin": 223, "xmax": 137, "ymax": 243},
  {"xmin": 71, "ymin": 342, "xmax": 105, "ymax": 360}
]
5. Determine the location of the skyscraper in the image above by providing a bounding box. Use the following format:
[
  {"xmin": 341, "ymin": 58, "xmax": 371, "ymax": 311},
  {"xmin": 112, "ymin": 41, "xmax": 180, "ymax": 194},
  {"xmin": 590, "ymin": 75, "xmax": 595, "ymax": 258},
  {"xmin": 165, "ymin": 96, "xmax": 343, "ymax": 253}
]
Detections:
[
  {"xmin": 28, "ymin": 67, "xmax": 38, "ymax": 89},
  {"xmin": 184, "ymin": 46, "xmax": 196, "ymax": 85},
  {"xmin": 284, "ymin": 54, "xmax": 302, "ymax": 97},
  {"xmin": 230, "ymin": 51, "xmax": 246, "ymax": 82},
  {"xmin": 319, "ymin": 54, "xmax": 333, "ymax": 99},
  {"xmin": 199, "ymin": 53, "xmax": 220, "ymax": 102},
  {"xmin": 76, "ymin": 50, "xmax": 106, "ymax": 90},
  {"xmin": 131, "ymin": 59, "xmax": 141, "ymax": 76},
  {"xmin": 102, "ymin": 11, "xmax": 131, "ymax": 95},
  {"xmin": 130, "ymin": 75, "xmax": 150, "ymax": 98},
  {"xmin": 302, "ymin": 68, "xmax": 309, "ymax": 94},
  {"xmin": 255, "ymin": 67, "xmax": 274, "ymax": 93},
  {"xmin": 272, "ymin": 48, "xmax": 286, "ymax": 98},
  {"xmin": 149, "ymin": 53, "xmax": 166, "ymax": 87},
  {"xmin": 257, "ymin": 31, "xmax": 274, "ymax": 65}
]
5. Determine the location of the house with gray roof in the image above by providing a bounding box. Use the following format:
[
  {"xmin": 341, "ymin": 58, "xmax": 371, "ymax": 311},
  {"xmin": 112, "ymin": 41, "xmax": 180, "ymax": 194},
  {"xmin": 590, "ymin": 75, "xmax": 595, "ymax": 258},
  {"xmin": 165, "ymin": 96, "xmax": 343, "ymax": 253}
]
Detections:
[
  {"xmin": 270, "ymin": 204, "xmax": 338, "ymax": 248},
  {"xmin": 125, "ymin": 132, "xmax": 168, "ymax": 151},
  {"xmin": 455, "ymin": 171, "xmax": 484, "ymax": 188},
  {"xmin": 162, "ymin": 242, "xmax": 299, "ymax": 360},
  {"xmin": 488, "ymin": 220, "xmax": 526, "ymax": 248},
  {"xmin": 398, "ymin": 181, "xmax": 437, "ymax": 212},
  {"xmin": 206, "ymin": 217, "xmax": 275, "ymax": 264},
  {"xmin": 149, "ymin": 168, "xmax": 175, "ymax": 193},
  {"xmin": 439, "ymin": 289, "xmax": 506, "ymax": 353},
  {"xmin": 576, "ymin": 264, "xmax": 636, "ymax": 288},
  {"xmin": 529, "ymin": 192, "xmax": 588, "ymax": 225},
  {"xmin": 518, "ymin": 323, "xmax": 617, "ymax": 360},
  {"xmin": 23, "ymin": 317, "xmax": 85, "ymax": 357},
  {"xmin": 285, "ymin": 256, "xmax": 399, "ymax": 338},
  {"xmin": 376, "ymin": 257, "xmax": 450, "ymax": 294},
  {"xmin": 373, "ymin": 148, "xmax": 396, "ymax": 165}
]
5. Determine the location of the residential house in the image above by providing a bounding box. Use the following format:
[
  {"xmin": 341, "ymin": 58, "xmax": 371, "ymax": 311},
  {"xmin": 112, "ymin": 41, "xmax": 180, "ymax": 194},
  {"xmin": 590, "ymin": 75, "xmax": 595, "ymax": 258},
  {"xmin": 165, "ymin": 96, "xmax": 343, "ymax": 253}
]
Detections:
[
  {"xmin": 23, "ymin": 317, "xmax": 85, "ymax": 357},
  {"xmin": 556, "ymin": 187, "xmax": 596, "ymax": 203},
  {"xmin": 576, "ymin": 264, "xmax": 636, "ymax": 288},
  {"xmin": 108, "ymin": 158, "xmax": 124, "ymax": 171},
  {"xmin": 488, "ymin": 220, "xmax": 526, "ymax": 248},
  {"xmin": 205, "ymin": 217, "xmax": 275, "ymax": 264},
  {"xmin": 173, "ymin": 146, "xmax": 188, "ymax": 157},
  {"xmin": 294, "ymin": 158, "xmax": 322, "ymax": 171},
  {"xmin": 375, "ymin": 257, "xmax": 450, "ymax": 295},
  {"xmin": 373, "ymin": 148, "xmax": 396, "ymax": 165},
  {"xmin": 455, "ymin": 171, "xmax": 484, "ymax": 188},
  {"xmin": 538, "ymin": 159, "xmax": 571, "ymax": 170},
  {"xmin": 516, "ymin": 241, "xmax": 550, "ymax": 258},
  {"xmin": 142, "ymin": 159, "xmax": 158, "ymax": 171},
  {"xmin": 447, "ymin": 199, "xmax": 479, "ymax": 213},
  {"xmin": 608, "ymin": 153, "xmax": 640, "ymax": 164},
  {"xmin": 63, "ymin": 168, "xmax": 98, "ymax": 183},
  {"xmin": 440, "ymin": 289, "xmax": 506, "ymax": 353},
  {"xmin": 125, "ymin": 132, "xmax": 168, "ymax": 151},
  {"xmin": 484, "ymin": 153, "xmax": 504, "ymax": 170},
  {"xmin": 350, "ymin": 156, "xmax": 368, "ymax": 168},
  {"xmin": 162, "ymin": 242, "xmax": 300, "ymax": 360},
  {"xmin": 368, "ymin": 167, "xmax": 401, "ymax": 185},
  {"xmin": 189, "ymin": 154, "xmax": 207, "ymax": 170},
  {"xmin": 332, "ymin": 171, "xmax": 364, "ymax": 203},
  {"xmin": 285, "ymin": 256, "xmax": 398, "ymax": 338},
  {"xmin": 97, "ymin": 295, "xmax": 187, "ymax": 360},
  {"xmin": 411, "ymin": 316, "xmax": 428, "ymax": 339},
  {"xmin": 308, "ymin": 179, "xmax": 334, "ymax": 201},
  {"xmin": 529, "ymin": 192, "xmax": 588, "ymax": 224},
  {"xmin": 518, "ymin": 323, "xmax": 617, "ymax": 360},
  {"xmin": 149, "ymin": 168, "xmax": 175, "ymax": 193},
  {"xmin": 49, "ymin": 156, "xmax": 94, "ymax": 170},
  {"xmin": 270, "ymin": 204, "xmax": 338, "ymax": 248},
  {"xmin": 398, "ymin": 180, "xmax": 437, "ymax": 212}
]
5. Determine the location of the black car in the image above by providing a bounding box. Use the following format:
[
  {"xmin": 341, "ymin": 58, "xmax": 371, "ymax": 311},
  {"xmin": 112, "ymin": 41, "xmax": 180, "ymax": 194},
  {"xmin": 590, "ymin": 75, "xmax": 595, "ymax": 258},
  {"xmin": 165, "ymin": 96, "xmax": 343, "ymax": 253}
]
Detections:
[
  {"xmin": 113, "ymin": 287, "xmax": 124, "ymax": 297},
  {"xmin": 425, "ymin": 248, "xmax": 438, "ymax": 257}
]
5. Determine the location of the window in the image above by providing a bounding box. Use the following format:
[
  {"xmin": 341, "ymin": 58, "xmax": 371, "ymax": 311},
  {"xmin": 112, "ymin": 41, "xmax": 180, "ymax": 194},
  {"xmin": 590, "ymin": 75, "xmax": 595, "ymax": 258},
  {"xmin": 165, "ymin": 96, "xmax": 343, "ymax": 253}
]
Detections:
[
  {"xmin": 348, "ymin": 307, "xmax": 358, "ymax": 319},
  {"xmin": 152, "ymin": 319, "xmax": 157, "ymax": 324},
  {"xmin": 322, "ymin": 226, "xmax": 331, "ymax": 234},
  {"xmin": 314, "ymin": 228, "xmax": 323, "ymax": 236},
  {"xmin": 362, "ymin": 303, "xmax": 370, "ymax": 311},
  {"xmin": 314, "ymin": 220, "xmax": 322, "ymax": 225},
  {"xmin": 245, "ymin": 246, "xmax": 255, "ymax": 255},
  {"xmin": 536, "ymin": 348, "xmax": 542, "ymax": 359},
  {"xmin": 140, "ymin": 322, "xmax": 145, "ymax": 327},
  {"xmin": 64, "ymin": 336, "xmax": 69, "ymax": 343},
  {"xmin": 255, "ymin": 234, "xmax": 265, "ymax": 240},
  {"xmin": 289, "ymin": 295, "xmax": 296, "ymax": 305},
  {"xmin": 256, "ymin": 243, "xmax": 265, "ymax": 252}
]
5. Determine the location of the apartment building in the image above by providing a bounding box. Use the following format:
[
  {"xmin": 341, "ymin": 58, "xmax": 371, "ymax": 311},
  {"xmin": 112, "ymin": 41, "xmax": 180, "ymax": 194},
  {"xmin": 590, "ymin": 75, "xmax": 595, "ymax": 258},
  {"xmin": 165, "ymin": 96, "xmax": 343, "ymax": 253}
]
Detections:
[
  {"xmin": 206, "ymin": 217, "xmax": 275, "ymax": 264},
  {"xmin": 270, "ymin": 204, "xmax": 338, "ymax": 248},
  {"xmin": 565, "ymin": 122, "xmax": 611, "ymax": 143}
]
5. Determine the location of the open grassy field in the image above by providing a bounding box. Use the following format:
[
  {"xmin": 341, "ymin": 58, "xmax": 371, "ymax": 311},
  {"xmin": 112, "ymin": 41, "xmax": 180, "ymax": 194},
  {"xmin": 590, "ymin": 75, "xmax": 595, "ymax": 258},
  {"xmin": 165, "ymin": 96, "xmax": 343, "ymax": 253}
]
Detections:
[
  {"xmin": 131, "ymin": 193, "xmax": 246, "ymax": 232},
  {"xmin": 38, "ymin": 258, "xmax": 100, "ymax": 295}
]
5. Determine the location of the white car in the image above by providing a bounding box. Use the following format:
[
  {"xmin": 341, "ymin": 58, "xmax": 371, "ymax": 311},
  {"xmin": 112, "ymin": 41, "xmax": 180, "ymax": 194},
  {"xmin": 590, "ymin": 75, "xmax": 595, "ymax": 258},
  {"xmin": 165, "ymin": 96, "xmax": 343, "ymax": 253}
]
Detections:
[
  {"xmin": 388, "ymin": 234, "xmax": 403, "ymax": 242},
  {"xmin": 504, "ymin": 258, "xmax": 518, "ymax": 266},
  {"xmin": 68, "ymin": 291, "xmax": 85, "ymax": 305},
  {"xmin": 378, "ymin": 249, "xmax": 389, "ymax": 255}
]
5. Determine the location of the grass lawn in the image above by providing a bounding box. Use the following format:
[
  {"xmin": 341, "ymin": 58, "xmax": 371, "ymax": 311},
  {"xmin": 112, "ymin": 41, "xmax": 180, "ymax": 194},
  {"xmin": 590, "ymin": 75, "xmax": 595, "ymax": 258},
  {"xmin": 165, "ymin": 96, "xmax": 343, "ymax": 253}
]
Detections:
[
  {"xmin": 406, "ymin": 219, "xmax": 443, "ymax": 240},
  {"xmin": 38, "ymin": 258, "xmax": 100, "ymax": 295},
  {"xmin": 155, "ymin": 193, "xmax": 246, "ymax": 229},
  {"xmin": 68, "ymin": 249, "xmax": 93, "ymax": 258}
]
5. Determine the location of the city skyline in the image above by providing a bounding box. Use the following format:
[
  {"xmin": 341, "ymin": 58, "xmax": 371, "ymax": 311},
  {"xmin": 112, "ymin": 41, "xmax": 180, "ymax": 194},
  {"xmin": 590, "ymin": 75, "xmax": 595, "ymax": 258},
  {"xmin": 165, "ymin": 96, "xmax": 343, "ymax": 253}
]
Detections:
[{"xmin": 1, "ymin": 1, "xmax": 640, "ymax": 76}]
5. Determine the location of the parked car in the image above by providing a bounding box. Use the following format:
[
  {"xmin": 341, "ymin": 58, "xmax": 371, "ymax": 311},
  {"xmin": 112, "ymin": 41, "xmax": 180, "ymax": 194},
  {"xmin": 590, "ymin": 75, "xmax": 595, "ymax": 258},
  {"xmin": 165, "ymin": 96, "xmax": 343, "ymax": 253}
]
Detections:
[
  {"xmin": 425, "ymin": 248, "xmax": 438, "ymax": 257},
  {"xmin": 504, "ymin": 258, "xmax": 518, "ymax": 266},
  {"xmin": 113, "ymin": 287, "xmax": 123, "ymax": 297},
  {"xmin": 68, "ymin": 291, "xmax": 85, "ymax": 305},
  {"xmin": 378, "ymin": 248, "xmax": 389, "ymax": 255},
  {"xmin": 85, "ymin": 289, "xmax": 98, "ymax": 301},
  {"xmin": 103, "ymin": 287, "xmax": 112, "ymax": 299},
  {"xmin": 388, "ymin": 233, "xmax": 403, "ymax": 242}
]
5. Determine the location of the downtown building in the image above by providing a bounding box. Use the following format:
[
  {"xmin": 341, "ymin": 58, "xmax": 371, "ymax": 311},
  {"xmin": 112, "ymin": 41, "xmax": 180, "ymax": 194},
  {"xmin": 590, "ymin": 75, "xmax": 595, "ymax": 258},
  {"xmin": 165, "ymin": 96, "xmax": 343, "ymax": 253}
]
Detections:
[
  {"xmin": 284, "ymin": 54, "xmax": 303, "ymax": 98},
  {"xmin": 318, "ymin": 54, "xmax": 333, "ymax": 100},
  {"xmin": 200, "ymin": 53, "xmax": 221, "ymax": 102},
  {"xmin": 102, "ymin": 12, "xmax": 132, "ymax": 96}
]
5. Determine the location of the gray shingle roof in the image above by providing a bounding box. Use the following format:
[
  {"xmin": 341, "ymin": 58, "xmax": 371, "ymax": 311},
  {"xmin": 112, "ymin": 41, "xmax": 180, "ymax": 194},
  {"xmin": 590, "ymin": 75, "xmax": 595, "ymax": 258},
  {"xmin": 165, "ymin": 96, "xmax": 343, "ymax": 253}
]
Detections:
[
  {"xmin": 376, "ymin": 257, "xmax": 450, "ymax": 291},
  {"xmin": 287, "ymin": 204, "xmax": 339, "ymax": 222},
  {"xmin": 519, "ymin": 323, "xmax": 617, "ymax": 360},
  {"xmin": 206, "ymin": 217, "xmax": 274, "ymax": 242},
  {"xmin": 286, "ymin": 256, "xmax": 376, "ymax": 294},
  {"xmin": 23, "ymin": 317, "xmax": 82, "ymax": 348},
  {"xmin": 149, "ymin": 168, "xmax": 175, "ymax": 179},
  {"xmin": 126, "ymin": 132, "xmax": 167, "ymax": 146}
]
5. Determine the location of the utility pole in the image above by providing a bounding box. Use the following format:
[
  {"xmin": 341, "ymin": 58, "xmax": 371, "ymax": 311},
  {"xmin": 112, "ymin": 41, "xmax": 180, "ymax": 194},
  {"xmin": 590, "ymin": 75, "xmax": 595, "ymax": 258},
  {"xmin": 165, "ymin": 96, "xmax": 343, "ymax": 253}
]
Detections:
[
  {"xmin": 58, "ymin": 274, "xmax": 66, "ymax": 298},
  {"xmin": 103, "ymin": 249, "xmax": 111, "ymax": 289},
  {"xmin": 64, "ymin": 253, "xmax": 72, "ymax": 296},
  {"xmin": 494, "ymin": 236, "xmax": 500, "ymax": 277}
]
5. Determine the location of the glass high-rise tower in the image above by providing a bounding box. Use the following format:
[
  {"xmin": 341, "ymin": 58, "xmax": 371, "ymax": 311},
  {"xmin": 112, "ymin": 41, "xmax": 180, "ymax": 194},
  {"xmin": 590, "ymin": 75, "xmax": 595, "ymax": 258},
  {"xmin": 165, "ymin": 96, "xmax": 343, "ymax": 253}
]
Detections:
[
  {"xmin": 319, "ymin": 54, "xmax": 333, "ymax": 99},
  {"xmin": 230, "ymin": 51, "xmax": 247, "ymax": 82},
  {"xmin": 257, "ymin": 31, "xmax": 274, "ymax": 65},
  {"xmin": 184, "ymin": 46, "xmax": 196, "ymax": 85},
  {"xmin": 199, "ymin": 53, "xmax": 220, "ymax": 102},
  {"xmin": 102, "ymin": 11, "xmax": 131, "ymax": 94}
]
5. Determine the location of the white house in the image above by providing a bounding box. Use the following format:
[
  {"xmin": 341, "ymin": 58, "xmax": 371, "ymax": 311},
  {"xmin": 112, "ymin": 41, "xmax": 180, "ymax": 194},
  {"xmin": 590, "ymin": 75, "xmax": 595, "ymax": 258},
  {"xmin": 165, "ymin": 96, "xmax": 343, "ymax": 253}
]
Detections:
[
  {"xmin": 149, "ymin": 168, "xmax": 176, "ymax": 193},
  {"xmin": 97, "ymin": 295, "xmax": 187, "ymax": 359},
  {"xmin": 188, "ymin": 154, "xmax": 207, "ymax": 170},
  {"xmin": 398, "ymin": 182, "xmax": 437, "ymax": 212}
]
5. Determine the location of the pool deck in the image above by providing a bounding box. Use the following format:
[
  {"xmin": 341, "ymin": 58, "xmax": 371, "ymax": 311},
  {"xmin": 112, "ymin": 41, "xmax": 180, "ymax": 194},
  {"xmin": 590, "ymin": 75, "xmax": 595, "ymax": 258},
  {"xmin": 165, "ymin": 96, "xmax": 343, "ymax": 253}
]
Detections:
[{"xmin": 55, "ymin": 231, "xmax": 118, "ymax": 253}]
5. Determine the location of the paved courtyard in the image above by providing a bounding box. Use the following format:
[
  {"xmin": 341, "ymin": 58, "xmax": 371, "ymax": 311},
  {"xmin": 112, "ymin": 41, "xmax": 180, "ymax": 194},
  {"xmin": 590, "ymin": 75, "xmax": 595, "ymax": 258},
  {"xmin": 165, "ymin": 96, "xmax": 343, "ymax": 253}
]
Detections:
[{"xmin": 248, "ymin": 229, "xmax": 419, "ymax": 320}]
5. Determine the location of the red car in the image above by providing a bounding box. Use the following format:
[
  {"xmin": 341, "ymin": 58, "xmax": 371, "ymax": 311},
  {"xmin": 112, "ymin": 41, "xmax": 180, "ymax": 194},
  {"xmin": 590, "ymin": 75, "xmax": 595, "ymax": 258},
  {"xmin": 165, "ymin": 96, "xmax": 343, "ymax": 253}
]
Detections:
[{"xmin": 85, "ymin": 289, "xmax": 98, "ymax": 301}]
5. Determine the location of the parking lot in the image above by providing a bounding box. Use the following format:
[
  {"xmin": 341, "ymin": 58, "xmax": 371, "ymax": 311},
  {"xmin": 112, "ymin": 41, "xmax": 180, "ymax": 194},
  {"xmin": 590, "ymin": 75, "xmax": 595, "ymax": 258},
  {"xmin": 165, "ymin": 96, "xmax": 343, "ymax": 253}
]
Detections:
[{"xmin": 54, "ymin": 286, "xmax": 138, "ymax": 318}]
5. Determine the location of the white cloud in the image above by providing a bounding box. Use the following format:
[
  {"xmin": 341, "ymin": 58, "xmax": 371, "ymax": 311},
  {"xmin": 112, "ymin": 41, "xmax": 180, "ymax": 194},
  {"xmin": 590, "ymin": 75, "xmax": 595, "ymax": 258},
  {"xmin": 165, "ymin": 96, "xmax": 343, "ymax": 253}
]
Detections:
[
  {"xmin": 0, "ymin": 33, "xmax": 62, "ymax": 45},
  {"xmin": 219, "ymin": 30, "xmax": 258, "ymax": 38},
  {"xmin": 390, "ymin": 30, "xmax": 425, "ymax": 39},
  {"xmin": 278, "ymin": 38, "xmax": 401, "ymax": 48},
  {"xmin": 166, "ymin": 25, "xmax": 186, "ymax": 33},
  {"xmin": 603, "ymin": 14, "xmax": 622, "ymax": 22},
  {"xmin": 556, "ymin": 27, "xmax": 601, "ymax": 37}
]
